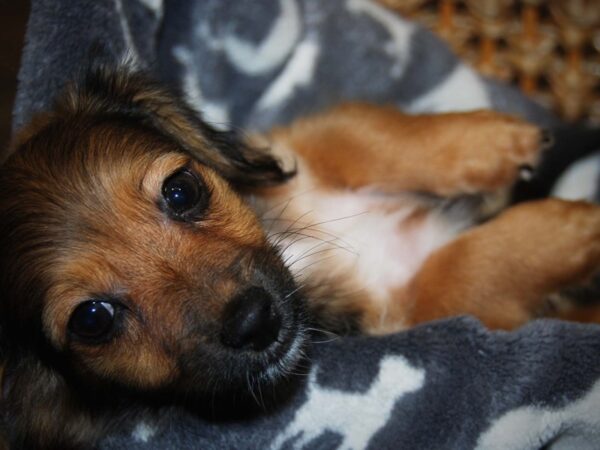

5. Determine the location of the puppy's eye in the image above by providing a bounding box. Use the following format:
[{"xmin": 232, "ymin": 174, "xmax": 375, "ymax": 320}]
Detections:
[
  {"xmin": 68, "ymin": 301, "xmax": 115, "ymax": 341},
  {"xmin": 162, "ymin": 169, "xmax": 207, "ymax": 220}
]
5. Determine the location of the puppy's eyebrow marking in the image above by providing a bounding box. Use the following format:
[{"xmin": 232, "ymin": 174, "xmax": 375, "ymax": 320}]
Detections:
[
  {"xmin": 140, "ymin": 153, "xmax": 190, "ymax": 195},
  {"xmin": 137, "ymin": 160, "xmax": 156, "ymax": 193}
]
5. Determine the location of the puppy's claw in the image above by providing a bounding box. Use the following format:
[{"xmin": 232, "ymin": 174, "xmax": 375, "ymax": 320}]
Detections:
[
  {"xmin": 540, "ymin": 129, "xmax": 555, "ymax": 150},
  {"xmin": 519, "ymin": 165, "xmax": 535, "ymax": 181}
]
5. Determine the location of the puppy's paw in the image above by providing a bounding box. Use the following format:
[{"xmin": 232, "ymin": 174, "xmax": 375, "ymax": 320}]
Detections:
[
  {"xmin": 499, "ymin": 199, "xmax": 600, "ymax": 282},
  {"xmin": 548, "ymin": 201, "xmax": 600, "ymax": 277},
  {"xmin": 442, "ymin": 111, "xmax": 544, "ymax": 195}
]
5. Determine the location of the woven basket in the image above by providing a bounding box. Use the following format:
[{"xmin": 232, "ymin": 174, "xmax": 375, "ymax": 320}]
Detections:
[{"xmin": 378, "ymin": 0, "xmax": 600, "ymax": 124}]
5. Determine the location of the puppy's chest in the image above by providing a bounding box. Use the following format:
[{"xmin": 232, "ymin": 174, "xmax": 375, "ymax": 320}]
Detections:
[{"xmin": 254, "ymin": 188, "xmax": 466, "ymax": 304}]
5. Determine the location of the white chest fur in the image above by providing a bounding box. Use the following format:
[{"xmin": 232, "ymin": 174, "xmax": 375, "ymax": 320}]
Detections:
[{"xmin": 257, "ymin": 185, "xmax": 468, "ymax": 306}]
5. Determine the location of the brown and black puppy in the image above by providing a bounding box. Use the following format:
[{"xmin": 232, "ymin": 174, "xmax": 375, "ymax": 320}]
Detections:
[
  {"xmin": 1, "ymin": 66, "xmax": 600, "ymax": 449},
  {"xmin": 0, "ymin": 69, "xmax": 308, "ymax": 449}
]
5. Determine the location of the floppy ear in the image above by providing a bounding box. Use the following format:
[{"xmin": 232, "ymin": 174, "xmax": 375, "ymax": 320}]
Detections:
[
  {"xmin": 57, "ymin": 64, "xmax": 294, "ymax": 188},
  {"xmin": 0, "ymin": 346, "xmax": 105, "ymax": 449}
]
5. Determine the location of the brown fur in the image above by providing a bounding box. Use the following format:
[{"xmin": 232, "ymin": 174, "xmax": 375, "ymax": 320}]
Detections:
[
  {"xmin": 405, "ymin": 200, "xmax": 600, "ymax": 329},
  {"xmin": 1, "ymin": 67, "xmax": 599, "ymax": 448},
  {"xmin": 0, "ymin": 68, "xmax": 306, "ymax": 449},
  {"xmin": 268, "ymin": 103, "xmax": 541, "ymax": 195},
  {"xmin": 261, "ymin": 104, "xmax": 600, "ymax": 333}
]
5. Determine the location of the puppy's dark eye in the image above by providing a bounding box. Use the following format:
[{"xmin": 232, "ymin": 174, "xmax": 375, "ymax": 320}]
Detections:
[
  {"xmin": 68, "ymin": 301, "xmax": 115, "ymax": 341},
  {"xmin": 162, "ymin": 169, "xmax": 207, "ymax": 220}
]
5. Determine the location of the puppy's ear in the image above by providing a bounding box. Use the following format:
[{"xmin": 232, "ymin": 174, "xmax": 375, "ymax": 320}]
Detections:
[
  {"xmin": 0, "ymin": 349, "xmax": 104, "ymax": 449},
  {"xmin": 57, "ymin": 65, "xmax": 294, "ymax": 188}
]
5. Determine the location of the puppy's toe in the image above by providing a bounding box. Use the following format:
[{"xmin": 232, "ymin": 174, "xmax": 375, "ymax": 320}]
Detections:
[
  {"xmin": 476, "ymin": 118, "xmax": 544, "ymax": 190},
  {"xmin": 510, "ymin": 123, "xmax": 544, "ymax": 163}
]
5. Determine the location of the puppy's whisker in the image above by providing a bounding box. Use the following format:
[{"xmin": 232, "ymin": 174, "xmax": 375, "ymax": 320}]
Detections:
[
  {"xmin": 263, "ymin": 196, "xmax": 293, "ymax": 236},
  {"xmin": 279, "ymin": 211, "xmax": 370, "ymax": 231},
  {"xmin": 255, "ymin": 375, "xmax": 266, "ymax": 410},
  {"xmin": 304, "ymin": 326, "xmax": 340, "ymax": 338},
  {"xmin": 278, "ymin": 235, "xmax": 315, "ymax": 259},
  {"xmin": 286, "ymin": 236, "xmax": 358, "ymax": 268},
  {"xmin": 278, "ymin": 234, "xmax": 332, "ymax": 264},
  {"xmin": 294, "ymin": 227, "xmax": 356, "ymax": 252},
  {"xmin": 304, "ymin": 284, "xmax": 368, "ymax": 302},
  {"xmin": 311, "ymin": 335, "xmax": 341, "ymax": 344},
  {"xmin": 287, "ymin": 246, "xmax": 341, "ymax": 269},
  {"xmin": 281, "ymin": 241, "xmax": 324, "ymax": 268},
  {"xmin": 274, "ymin": 229, "xmax": 356, "ymax": 268},
  {"xmin": 292, "ymin": 211, "xmax": 368, "ymax": 249},
  {"xmin": 305, "ymin": 326, "xmax": 340, "ymax": 344},
  {"xmin": 268, "ymin": 223, "xmax": 329, "ymax": 250},
  {"xmin": 281, "ymin": 210, "xmax": 314, "ymax": 235},
  {"xmin": 267, "ymin": 213, "xmax": 364, "ymax": 254},
  {"xmin": 245, "ymin": 372, "xmax": 261, "ymax": 407},
  {"xmin": 291, "ymin": 254, "xmax": 340, "ymax": 281},
  {"xmin": 259, "ymin": 188, "xmax": 319, "ymax": 220},
  {"xmin": 284, "ymin": 284, "xmax": 304, "ymax": 300},
  {"xmin": 277, "ymin": 228, "xmax": 356, "ymax": 256},
  {"xmin": 274, "ymin": 361, "xmax": 309, "ymax": 378}
]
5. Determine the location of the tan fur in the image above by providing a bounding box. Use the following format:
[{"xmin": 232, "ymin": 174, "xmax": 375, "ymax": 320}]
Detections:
[
  {"xmin": 259, "ymin": 103, "xmax": 600, "ymax": 332},
  {"xmin": 405, "ymin": 199, "xmax": 600, "ymax": 329},
  {"xmin": 269, "ymin": 103, "xmax": 541, "ymax": 195},
  {"xmin": 0, "ymin": 69, "xmax": 304, "ymax": 449}
]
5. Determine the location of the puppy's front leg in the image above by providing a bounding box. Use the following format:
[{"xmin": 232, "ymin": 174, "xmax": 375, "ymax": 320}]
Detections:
[
  {"xmin": 403, "ymin": 199, "xmax": 600, "ymax": 329},
  {"xmin": 269, "ymin": 103, "xmax": 542, "ymax": 196}
]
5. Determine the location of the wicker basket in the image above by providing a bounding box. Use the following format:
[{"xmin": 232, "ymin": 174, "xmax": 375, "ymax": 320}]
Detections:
[{"xmin": 378, "ymin": 0, "xmax": 600, "ymax": 124}]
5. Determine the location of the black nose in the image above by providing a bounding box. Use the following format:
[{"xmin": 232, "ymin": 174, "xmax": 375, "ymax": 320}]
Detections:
[{"xmin": 220, "ymin": 287, "xmax": 281, "ymax": 351}]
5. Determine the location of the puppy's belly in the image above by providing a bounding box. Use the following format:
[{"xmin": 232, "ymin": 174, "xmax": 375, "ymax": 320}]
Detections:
[{"xmin": 258, "ymin": 187, "xmax": 469, "ymax": 321}]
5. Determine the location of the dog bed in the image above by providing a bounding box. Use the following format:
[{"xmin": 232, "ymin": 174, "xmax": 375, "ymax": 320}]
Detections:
[{"xmin": 13, "ymin": 1, "xmax": 600, "ymax": 449}]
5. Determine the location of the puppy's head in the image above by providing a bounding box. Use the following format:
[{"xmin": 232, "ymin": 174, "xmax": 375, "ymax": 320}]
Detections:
[{"xmin": 0, "ymin": 68, "xmax": 307, "ymax": 408}]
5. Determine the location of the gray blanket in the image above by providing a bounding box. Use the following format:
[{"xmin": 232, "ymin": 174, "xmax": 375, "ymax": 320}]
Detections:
[
  {"xmin": 98, "ymin": 317, "xmax": 600, "ymax": 450},
  {"xmin": 13, "ymin": 1, "xmax": 600, "ymax": 449}
]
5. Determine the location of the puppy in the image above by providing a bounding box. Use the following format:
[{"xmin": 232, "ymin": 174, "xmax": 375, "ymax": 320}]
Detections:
[
  {"xmin": 1, "ymin": 67, "xmax": 599, "ymax": 448},
  {"xmin": 0, "ymin": 69, "xmax": 308, "ymax": 449}
]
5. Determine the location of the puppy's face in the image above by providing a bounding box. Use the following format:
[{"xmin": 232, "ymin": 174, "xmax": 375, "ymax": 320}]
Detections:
[{"xmin": 0, "ymin": 70, "xmax": 306, "ymax": 399}]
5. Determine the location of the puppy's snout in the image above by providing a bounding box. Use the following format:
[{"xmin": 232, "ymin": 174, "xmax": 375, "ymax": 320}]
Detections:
[{"xmin": 220, "ymin": 287, "xmax": 281, "ymax": 351}]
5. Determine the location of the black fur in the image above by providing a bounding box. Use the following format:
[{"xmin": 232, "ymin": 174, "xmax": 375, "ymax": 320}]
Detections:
[{"xmin": 61, "ymin": 64, "xmax": 295, "ymax": 188}]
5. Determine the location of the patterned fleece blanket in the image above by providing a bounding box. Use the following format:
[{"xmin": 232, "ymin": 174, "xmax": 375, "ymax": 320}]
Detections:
[{"xmin": 13, "ymin": 1, "xmax": 600, "ymax": 449}]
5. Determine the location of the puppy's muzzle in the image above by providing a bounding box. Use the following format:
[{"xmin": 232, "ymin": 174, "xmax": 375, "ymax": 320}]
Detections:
[{"xmin": 220, "ymin": 286, "xmax": 282, "ymax": 351}]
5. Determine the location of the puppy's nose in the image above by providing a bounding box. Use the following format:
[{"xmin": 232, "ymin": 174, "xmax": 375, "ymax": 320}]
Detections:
[{"xmin": 220, "ymin": 287, "xmax": 281, "ymax": 351}]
